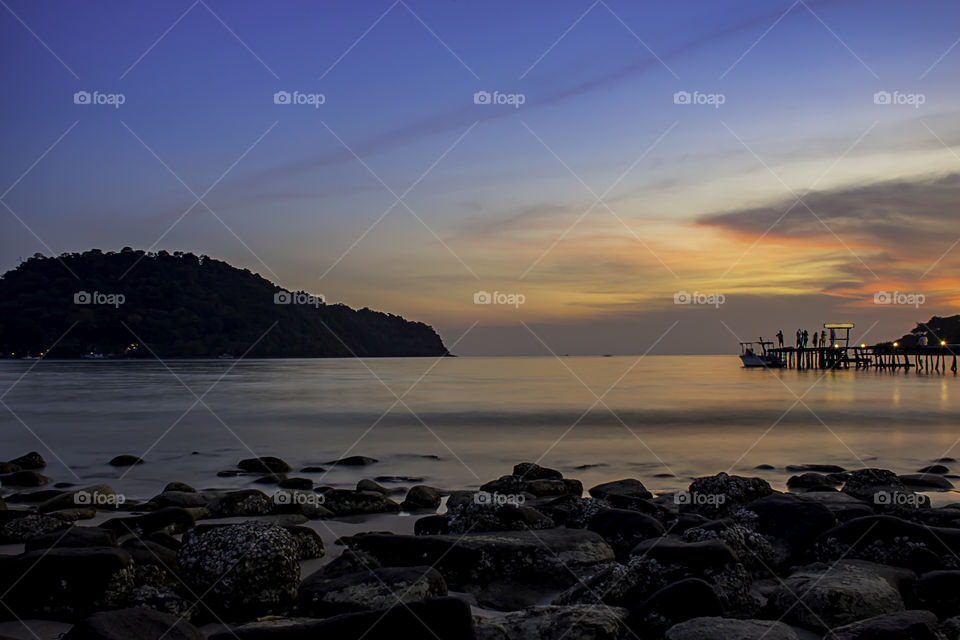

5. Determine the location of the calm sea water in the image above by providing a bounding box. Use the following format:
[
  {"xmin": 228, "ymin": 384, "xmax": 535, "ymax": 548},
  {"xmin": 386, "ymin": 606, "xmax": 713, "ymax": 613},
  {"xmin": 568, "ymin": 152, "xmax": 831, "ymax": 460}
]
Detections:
[{"xmin": 1, "ymin": 356, "xmax": 959, "ymax": 502}]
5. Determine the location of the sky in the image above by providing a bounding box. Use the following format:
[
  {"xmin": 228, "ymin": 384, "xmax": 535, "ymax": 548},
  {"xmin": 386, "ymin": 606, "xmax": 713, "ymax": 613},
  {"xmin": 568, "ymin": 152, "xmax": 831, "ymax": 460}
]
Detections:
[{"xmin": 1, "ymin": 0, "xmax": 960, "ymax": 355}]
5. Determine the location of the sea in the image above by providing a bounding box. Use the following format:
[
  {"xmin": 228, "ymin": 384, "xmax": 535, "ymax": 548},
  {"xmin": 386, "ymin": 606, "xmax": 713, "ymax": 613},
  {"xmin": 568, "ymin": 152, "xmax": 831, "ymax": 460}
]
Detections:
[{"xmin": 1, "ymin": 355, "xmax": 959, "ymax": 504}]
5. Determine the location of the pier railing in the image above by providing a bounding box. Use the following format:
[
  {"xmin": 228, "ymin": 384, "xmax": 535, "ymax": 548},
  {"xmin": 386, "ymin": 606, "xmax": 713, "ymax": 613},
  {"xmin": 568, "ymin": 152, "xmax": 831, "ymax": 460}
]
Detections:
[{"xmin": 767, "ymin": 345, "xmax": 959, "ymax": 373}]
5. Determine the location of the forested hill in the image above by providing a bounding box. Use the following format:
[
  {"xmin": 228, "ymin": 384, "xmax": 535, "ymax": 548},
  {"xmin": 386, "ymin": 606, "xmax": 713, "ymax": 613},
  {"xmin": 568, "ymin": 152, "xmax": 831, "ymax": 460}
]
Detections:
[
  {"xmin": 0, "ymin": 249, "xmax": 449, "ymax": 358},
  {"xmin": 895, "ymin": 315, "xmax": 960, "ymax": 347}
]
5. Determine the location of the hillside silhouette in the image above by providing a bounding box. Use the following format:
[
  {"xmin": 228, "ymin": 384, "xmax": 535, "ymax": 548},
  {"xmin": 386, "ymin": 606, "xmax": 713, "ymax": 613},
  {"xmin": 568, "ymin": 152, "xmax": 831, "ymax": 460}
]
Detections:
[
  {"xmin": 895, "ymin": 315, "xmax": 960, "ymax": 347},
  {"xmin": 0, "ymin": 249, "xmax": 449, "ymax": 358}
]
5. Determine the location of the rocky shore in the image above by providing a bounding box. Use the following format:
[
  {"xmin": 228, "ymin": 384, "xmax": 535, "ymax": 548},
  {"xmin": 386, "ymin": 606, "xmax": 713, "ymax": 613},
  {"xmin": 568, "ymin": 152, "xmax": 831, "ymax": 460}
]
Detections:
[{"xmin": 3, "ymin": 452, "xmax": 960, "ymax": 639}]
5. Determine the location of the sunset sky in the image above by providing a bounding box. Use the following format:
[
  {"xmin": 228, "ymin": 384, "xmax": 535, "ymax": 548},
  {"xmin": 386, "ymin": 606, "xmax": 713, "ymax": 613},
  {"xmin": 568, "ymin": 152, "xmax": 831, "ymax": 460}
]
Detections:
[{"xmin": 2, "ymin": 0, "xmax": 959, "ymax": 355}]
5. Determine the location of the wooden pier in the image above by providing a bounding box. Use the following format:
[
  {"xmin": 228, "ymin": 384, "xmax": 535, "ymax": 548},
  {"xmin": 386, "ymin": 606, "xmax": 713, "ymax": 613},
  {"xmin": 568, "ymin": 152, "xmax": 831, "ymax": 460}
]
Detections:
[{"xmin": 762, "ymin": 323, "xmax": 959, "ymax": 373}]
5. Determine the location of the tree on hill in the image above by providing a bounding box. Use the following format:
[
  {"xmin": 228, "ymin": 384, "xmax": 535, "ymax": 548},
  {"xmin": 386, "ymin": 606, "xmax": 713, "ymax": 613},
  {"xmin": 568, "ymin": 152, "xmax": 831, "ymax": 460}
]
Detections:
[{"xmin": 0, "ymin": 249, "xmax": 449, "ymax": 358}]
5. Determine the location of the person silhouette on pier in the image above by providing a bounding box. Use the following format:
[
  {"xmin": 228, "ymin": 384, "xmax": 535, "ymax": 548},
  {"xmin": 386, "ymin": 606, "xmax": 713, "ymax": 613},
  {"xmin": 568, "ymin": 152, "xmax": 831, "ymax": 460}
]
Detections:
[
  {"xmin": 776, "ymin": 330, "xmax": 784, "ymax": 348},
  {"xmin": 829, "ymin": 327, "xmax": 836, "ymax": 346},
  {"xmin": 813, "ymin": 331, "xmax": 819, "ymax": 348},
  {"xmin": 821, "ymin": 330, "xmax": 826, "ymax": 346},
  {"xmin": 796, "ymin": 329, "xmax": 802, "ymax": 347},
  {"xmin": 802, "ymin": 330, "xmax": 809, "ymax": 347}
]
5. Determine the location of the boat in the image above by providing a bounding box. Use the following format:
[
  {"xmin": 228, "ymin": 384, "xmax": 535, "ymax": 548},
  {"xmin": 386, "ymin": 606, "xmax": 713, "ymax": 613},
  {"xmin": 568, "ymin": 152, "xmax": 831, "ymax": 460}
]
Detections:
[
  {"xmin": 81, "ymin": 352, "xmax": 105, "ymax": 360},
  {"xmin": 739, "ymin": 341, "xmax": 785, "ymax": 368}
]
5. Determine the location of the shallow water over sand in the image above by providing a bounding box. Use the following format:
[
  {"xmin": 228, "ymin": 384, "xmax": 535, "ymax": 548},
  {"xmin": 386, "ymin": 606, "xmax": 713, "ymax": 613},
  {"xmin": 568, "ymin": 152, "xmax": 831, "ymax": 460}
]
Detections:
[{"xmin": 2, "ymin": 356, "xmax": 959, "ymax": 502}]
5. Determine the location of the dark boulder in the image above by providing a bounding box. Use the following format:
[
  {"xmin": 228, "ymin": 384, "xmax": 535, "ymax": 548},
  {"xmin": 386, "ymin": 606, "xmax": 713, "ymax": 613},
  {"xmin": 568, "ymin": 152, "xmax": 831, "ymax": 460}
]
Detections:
[
  {"xmin": 0, "ymin": 547, "xmax": 133, "ymax": 621},
  {"xmin": 237, "ymin": 456, "xmax": 292, "ymax": 473},
  {"xmin": 25, "ymin": 526, "xmax": 117, "ymax": 551},
  {"xmin": 402, "ymin": 485, "xmax": 441, "ymax": 511},
  {"xmin": 513, "ymin": 462, "xmax": 563, "ymax": 480},
  {"xmin": 8, "ymin": 451, "xmax": 45, "ymax": 469},
  {"xmin": 298, "ymin": 565, "xmax": 446, "ymax": 616},
  {"xmin": 588, "ymin": 509, "xmax": 665, "ymax": 559},
  {"xmin": 178, "ymin": 521, "xmax": 300, "ymax": 620},
  {"xmin": 0, "ymin": 470, "xmax": 51, "ymax": 487},
  {"xmin": 589, "ymin": 478, "xmax": 652, "ymax": 500},
  {"xmin": 63, "ymin": 607, "xmax": 204, "ymax": 640},
  {"xmin": 683, "ymin": 473, "xmax": 772, "ymax": 517},
  {"xmin": 108, "ymin": 455, "xmax": 144, "ymax": 467},
  {"xmin": 208, "ymin": 596, "xmax": 474, "ymax": 640},
  {"xmin": 630, "ymin": 578, "xmax": 724, "ymax": 638},
  {"xmin": 101, "ymin": 507, "xmax": 195, "ymax": 537},
  {"xmin": 823, "ymin": 610, "xmax": 940, "ymax": 640},
  {"xmin": 320, "ymin": 489, "xmax": 401, "ymax": 515}
]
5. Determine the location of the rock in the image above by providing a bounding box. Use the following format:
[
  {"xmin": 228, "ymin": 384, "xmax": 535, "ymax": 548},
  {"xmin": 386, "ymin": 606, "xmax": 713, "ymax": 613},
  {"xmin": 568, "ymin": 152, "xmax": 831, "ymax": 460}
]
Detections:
[
  {"xmin": 326, "ymin": 456, "xmax": 378, "ymax": 466},
  {"xmin": 787, "ymin": 472, "xmax": 840, "ymax": 489},
  {"xmin": 824, "ymin": 610, "xmax": 940, "ymax": 640},
  {"xmin": 901, "ymin": 474, "xmax": 954, "ymax": 490},
  {"xmin": 151, "ymin": 490, "xmax": 210, "ymax": 509},
  {"xmin": 208, "ymin": 489, "xmax": 272, "ymax": 517},
  {"xmin": 271, "ymin": 489, "xmax": 332, "ymax": 519},
  {"xmin": 320, "ymin": 489, "xmax": 401, "ymax": 515},
  {"xmin": 817, "ymin": 515, "xmax": 960, "ymax": 566},
  {"xmin": 357, "ymin": 479, "xmax": 389, "ymax": 494},
  {"xmin": 278, "ymin": 477, "xmax": 313, "ymax": 490},
  {"xmin": 916, "ymin": 570, "xmax": 960, "ymax": 618},
  {"xmin": 842, "ymin": 469, "xmax": 912, "ymax": 503},
  {"xmin": 52, "ymin": 507, "xmax": 95, "ymax": 522},
  {"xmin": 754, "ymin": 464, "xmax": 776, "ymax": 470},
  {"xmin": 108, "ymin": 455, "xmax": 144, "ymax": 467},
  {"xmin": 121, "ymin": 538, "xmax": 179, "ymax": 572},
  {"xmin": 0, "ymin": 470, "xmax": 51, "ymax": 487},
  {"xmin": 300, "ymin": 465, "xmax": 327, "ymax": 472},
  {"xmin": 0, "ymin": 513, "xmax": 69, "ymax": 542},
  {"xmin": 347, "ymin": 528, "xmax": 614, "ymax": 610},
  {"xmin": 63, "ymin": 607, "xmax": 204, "ymax": 639},
  {"xmin": 488, "ymin": 604, "xmax": 628, "ymax": 640},
  {"xmin": 37, "ymin": 485, "xmax": 123, "ymax": 513},
  {"xmin": 0, "ymin": 461, "xmax": 20, "ymax": 473},
  {"xmin": 25, "ymin": 526, "xmax": 117, "ymax": 551},
  {"xmin": 375, "ymin": 475, "xmax": 424, "ymax": 483},
  {"xmin": 588, "ymin": 479, "xmax": 652, "ymax": 500},
  {"xmin": 164, "ymin": 481, "xmax": 195, "ymax": 493},
  {"xmin": 299, "ymin": 565, "xmax": 447, "ymax": 616},
  {"xmin": 237, "ymin": 456, "xmax": 291, "ymax": 473},
  {"xmin": 684, "ymin": 473, "xmax": 773, "ymax": 517},
  {"xmin": 0, "ymin": 547, "xmax": 133, "ymax": 620},
  {"xmin": 445, "ymin": 499, "xmax": 554, "ymax": 534},
  {"xmin": 444, "ymin": 490, "xmax": 473, "ymax": 509},
  {"xmin": 801, "ymin": 492, "xmax": 874, "ymax": 522},
  {"xmin": 402, "ymin": 485, "xmax": 441, "ymax": 511},
  {"xmin": 101, "ymin": 508, "xmax": 195, "ymax": 537},
  {"xmin": 631, "ymin": 578, "xmax": 724, "ymax": 637},
  {"xmin": 744, "ymin": 494, "xmax": 837, "ymax": 564},
  {"xmin": 285, "ymin": 524, "xmax": 325, "ymax": 560},
  {"xmin": 513, "ymin": 462, "xmax": 563, "ymax": 480},
  {"xmin": 178, "ymin": 521, "xmax": 300, "ymax": 619},
  {"xmin": 208, "ymin": 596, "xmax": 474, "ymax": 640},
  {"xmin": 415, "ymin": 514, "xmax": 450, "ymax": 535},
  {"xmin": 8, "ymin": 451, "xmax": 45, "ymax": 469},
  {"xmin": 919, "ymin": 465, "xmax": 949, "ymax": 474},
  {"xmin": 317, "ymin": 549, "xmax": 382, "ymax": 580},
  {"xmin": 588, "ymin": 509, "xmax": 665, "ymax": 559},
  {"xmin": 767, "ymin": 561, "xmax": 904, "ymax": 631},
  {"xmin": 665, "ymin": 617, "xmax": 799, "ymax": 640}
]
